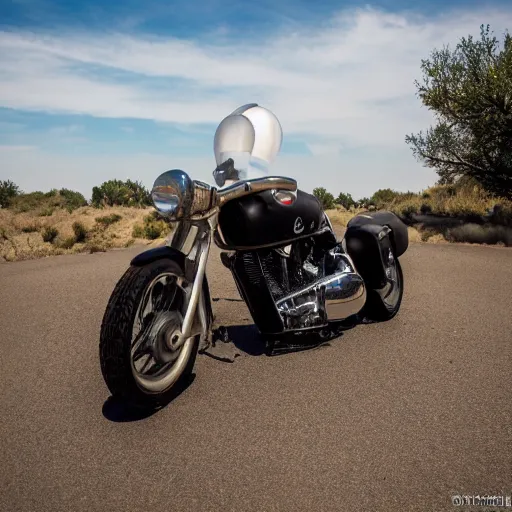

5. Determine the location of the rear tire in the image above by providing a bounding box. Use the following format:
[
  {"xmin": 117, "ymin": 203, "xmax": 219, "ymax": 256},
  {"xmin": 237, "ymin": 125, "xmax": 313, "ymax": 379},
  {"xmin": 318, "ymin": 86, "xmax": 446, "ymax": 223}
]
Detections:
[
  {"xmin": 363, "ymin": 249, "xmax": 404, "ymax": 322},
  {"xmin": 99, "ymin": 259, "xmax": 199, "ymax": 409}
]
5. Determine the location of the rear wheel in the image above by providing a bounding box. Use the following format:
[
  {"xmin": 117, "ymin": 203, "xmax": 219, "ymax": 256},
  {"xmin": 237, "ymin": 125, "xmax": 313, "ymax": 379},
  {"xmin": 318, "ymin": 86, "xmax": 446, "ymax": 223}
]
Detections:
[
  {"xmin": 363, "ymin": 246, "xmax": 404, "ymax": 321},
  {"xmin": 99, "ymin": 259, "xmax": 199, "ymax": 409}
]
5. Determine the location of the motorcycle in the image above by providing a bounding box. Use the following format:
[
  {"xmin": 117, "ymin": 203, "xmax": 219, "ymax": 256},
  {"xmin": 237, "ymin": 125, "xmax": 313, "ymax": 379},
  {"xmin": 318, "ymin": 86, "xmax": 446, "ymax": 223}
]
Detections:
[{"xmin": 99, "ymin": 103, "xmax": 409, "ymax": 408}]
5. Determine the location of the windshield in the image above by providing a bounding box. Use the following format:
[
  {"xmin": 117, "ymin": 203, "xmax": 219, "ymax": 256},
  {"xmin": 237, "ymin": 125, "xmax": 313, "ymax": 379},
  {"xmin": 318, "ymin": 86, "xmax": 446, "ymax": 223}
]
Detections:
[{"xmin": 213, "ymin": 104, "xmax": 283, "ymax": 188}]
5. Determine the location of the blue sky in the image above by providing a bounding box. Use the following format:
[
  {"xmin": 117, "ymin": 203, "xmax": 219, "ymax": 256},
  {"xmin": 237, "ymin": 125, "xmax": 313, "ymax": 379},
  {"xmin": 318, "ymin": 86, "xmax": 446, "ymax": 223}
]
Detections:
[{"xmin": 1, "ymin": 0, "xmax": 511, "ymax": 199}]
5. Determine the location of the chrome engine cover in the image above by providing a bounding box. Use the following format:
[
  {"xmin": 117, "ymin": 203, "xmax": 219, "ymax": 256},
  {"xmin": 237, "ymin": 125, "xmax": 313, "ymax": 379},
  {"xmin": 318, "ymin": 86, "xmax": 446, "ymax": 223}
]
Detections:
[{"xmin": 275, "ymin": 248, "xmax": 366, "ymax": 331}]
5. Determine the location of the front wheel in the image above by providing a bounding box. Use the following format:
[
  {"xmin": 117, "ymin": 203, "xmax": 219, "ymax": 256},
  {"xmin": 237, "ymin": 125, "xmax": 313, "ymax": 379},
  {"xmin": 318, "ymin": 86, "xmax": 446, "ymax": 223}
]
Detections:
[
  {"xmin": 362, "ymin": 246, "xmax": 404, "ymax": 322},
  {"xmin": 99, "ymin": 258, "xmax": 199, "ymax": 409}
]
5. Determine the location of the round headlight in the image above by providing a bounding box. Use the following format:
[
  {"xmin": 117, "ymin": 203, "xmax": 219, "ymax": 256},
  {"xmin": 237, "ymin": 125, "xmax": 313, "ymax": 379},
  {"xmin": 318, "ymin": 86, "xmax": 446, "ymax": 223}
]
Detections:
[{"xmin": 151, "ymin": 169, "xmax": 194, "ymax": 219}]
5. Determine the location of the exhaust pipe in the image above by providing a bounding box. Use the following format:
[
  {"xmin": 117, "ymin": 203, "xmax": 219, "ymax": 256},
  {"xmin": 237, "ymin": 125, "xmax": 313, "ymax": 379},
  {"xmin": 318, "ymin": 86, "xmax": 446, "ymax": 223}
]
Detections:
[{"xmin": 275, "ymin": 253, "xmax": 366, "ymax": 331}]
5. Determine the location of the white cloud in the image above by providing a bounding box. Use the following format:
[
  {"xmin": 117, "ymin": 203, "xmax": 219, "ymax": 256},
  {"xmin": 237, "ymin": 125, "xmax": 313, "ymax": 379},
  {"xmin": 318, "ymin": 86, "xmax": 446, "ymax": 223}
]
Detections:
[
  {"xmin": 1, "ymin": 7, "xmax": 511, "ymax": 148},
  {"xmin": 0, "ymin": 6, "xmax": 510, "ymax": 195}
]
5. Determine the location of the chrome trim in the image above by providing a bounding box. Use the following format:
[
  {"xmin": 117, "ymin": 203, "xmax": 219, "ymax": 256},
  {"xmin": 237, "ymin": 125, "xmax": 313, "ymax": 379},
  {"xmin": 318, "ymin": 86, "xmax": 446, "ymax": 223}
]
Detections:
[
  {"xmin": 170, "ymin": 213, "xmax": 218, "ymax": 349},
  {"xmin": 151, "ymin": 169, "xmax": 195, "ymax": 219},
  {"xmin": 180, "ymin": 224, "xmax": 199, "ymax": 256},
  {"xmin": 216, "ymin": 224, "xmax": 228, "ymax": 246},
  {"xmin": 323, "ymin": 212, "xmax": 335, "ymax": 233},
  {"xmin": 191, "ymin": 180, "xmax": 217, "ymax": 215},
  {"xmin": 275, "ymin": 252, "xmax": 366, "ymax": 330},
  {"xmin": 271, "ymin": 189, "xmax": 297, "ymax": 206},
  {"xmin": 217, "ymin": 176, "xmax": 297, "ymax": 206}
]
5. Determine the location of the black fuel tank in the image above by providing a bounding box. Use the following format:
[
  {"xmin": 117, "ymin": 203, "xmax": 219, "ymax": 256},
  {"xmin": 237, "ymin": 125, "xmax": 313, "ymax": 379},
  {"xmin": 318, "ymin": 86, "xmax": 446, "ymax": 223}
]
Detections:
[{"xmin": 217, "ymin": 189, "xmax": 325, "ymax": 250}]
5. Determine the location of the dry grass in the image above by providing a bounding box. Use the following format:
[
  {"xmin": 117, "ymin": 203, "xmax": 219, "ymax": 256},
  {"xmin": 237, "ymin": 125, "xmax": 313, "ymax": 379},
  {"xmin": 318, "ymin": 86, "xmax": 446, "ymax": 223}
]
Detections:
[
  {"xmin": 326, "ymin": 200, "xmax": 512, "ymax": 247},
  {"xmin": 3, "ymin": 184, "xmax": 511, "ymax": 262},
  {"xmin": 389, "ymin": 183, "xmax": 512, "ymax": 224},
  {"xmin": 324, "ymin": 208, "xmax": 361, "ymax": 227},
  {"xmin": 0, "ymin": 206, "xmax": 170, "ymax": 262}
]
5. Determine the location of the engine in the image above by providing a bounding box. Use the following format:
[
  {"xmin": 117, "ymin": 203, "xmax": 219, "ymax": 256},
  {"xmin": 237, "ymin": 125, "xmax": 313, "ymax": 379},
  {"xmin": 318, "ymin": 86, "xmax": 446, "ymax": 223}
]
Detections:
[{"xmin": 229, "ymin": 237, "xmax": 366, "ymax": 335}]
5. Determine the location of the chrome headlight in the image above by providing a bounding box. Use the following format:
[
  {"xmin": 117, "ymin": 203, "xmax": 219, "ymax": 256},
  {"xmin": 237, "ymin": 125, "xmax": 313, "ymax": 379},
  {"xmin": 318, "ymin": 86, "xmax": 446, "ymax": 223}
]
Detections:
[{"xmin": 151, "ymin": 170, "xmax": 216, "ymax": 220}]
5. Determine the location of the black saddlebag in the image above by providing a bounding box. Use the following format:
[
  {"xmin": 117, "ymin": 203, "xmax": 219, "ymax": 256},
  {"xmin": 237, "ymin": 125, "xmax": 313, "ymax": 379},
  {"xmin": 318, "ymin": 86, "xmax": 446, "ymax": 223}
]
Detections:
[
  {"xmin": 346, "ymin": 211, "xmax": 408, "ymax": 256},
  {"xmin": 344, "ymin": 211, "xmax": 408, "ymax": 289}
]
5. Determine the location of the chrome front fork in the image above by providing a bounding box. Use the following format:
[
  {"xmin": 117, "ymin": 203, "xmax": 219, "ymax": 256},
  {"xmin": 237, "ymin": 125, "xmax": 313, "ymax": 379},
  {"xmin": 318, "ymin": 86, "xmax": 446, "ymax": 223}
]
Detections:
[{"xmin": 167, "ymin": 212, "xmax": 218, "ymax": 350}]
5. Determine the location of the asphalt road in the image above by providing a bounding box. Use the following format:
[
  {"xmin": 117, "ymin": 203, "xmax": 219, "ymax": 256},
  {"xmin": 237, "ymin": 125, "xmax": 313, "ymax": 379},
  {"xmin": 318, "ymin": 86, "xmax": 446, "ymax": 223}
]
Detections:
[{"xmin": 1, "ymin": 242, "xmax": 511, "ymax": 512}]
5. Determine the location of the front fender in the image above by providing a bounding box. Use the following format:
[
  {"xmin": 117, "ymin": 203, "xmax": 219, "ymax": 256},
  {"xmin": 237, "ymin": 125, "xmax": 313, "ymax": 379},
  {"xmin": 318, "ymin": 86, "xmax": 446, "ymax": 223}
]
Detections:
[{"xmin": 130, "ymin": 246, "xmax": 186, "ymax": 268}]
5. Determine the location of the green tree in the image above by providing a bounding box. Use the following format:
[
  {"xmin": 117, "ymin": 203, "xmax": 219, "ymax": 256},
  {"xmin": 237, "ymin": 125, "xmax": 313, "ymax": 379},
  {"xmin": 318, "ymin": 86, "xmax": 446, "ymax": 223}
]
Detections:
[
  {"xmin": 406, "ymin": 25, "xmax": 512, "ymax": 198},
  {"xmin": 92, "ymin": 179, "xmax": 151, "ymax": 208},
  {"xmin": 370, "ymin": 188, "xmax": 400, "ymax": 207},
  {"xmin": 313, "ymin": 187, "xmax": 335, "ymax": 209},
  {"xmin": 125, "ymin": 179, "xmax": 152, "ymax": 207},
  {"xmin": 335, "ymin": 192, "xmax": 356, "ymax": 209},
  {"xmin": 92, "ymin": 180, "xmax": 130, "ymax": 207},
  {"xmin": 0, "ymin": 180, "xmax": 21, "ymax": 208},
  {"xmin": 59, "ymin": 188, "xmax": 87, "ymax": 211}
]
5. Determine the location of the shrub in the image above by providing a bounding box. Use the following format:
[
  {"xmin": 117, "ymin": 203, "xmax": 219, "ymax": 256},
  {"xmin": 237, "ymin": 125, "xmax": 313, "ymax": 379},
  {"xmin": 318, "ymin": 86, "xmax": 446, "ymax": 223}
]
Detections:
[
  {"xmin": 95, "ymin": 213, "xmax": 122, "ymax": 226},
  {"xmin": 10, "ymin": 191, "xmax": 47, "ymax": 212},
  {"xmin": 0, "ymin": 180, "xmax": 22, "ymax": 208},
  {"xmin": 59, "ymin": 237, "xmax": 76, "ymax": 249},
  {"xmin": 21, "ymin": 225, "xmax": 39, "ymax": 233},
  {"xmin": 125, "ymin": 179, "xmax": 152, "ymax": 208},
  {"xmin": 143, "ymin": 219, "xmax": 168, "ymax": 240},
  {"xmin": 144, "ymin": 213, "xmax": 170, "ymax": 237},
  {"xmin": 42, "ymin": 226, "xmax": 59, "ymax": 243},
  {"xmin": 420, "ymin": 229, "xmax": 437, "ymax": 242},
  {"xmin": 59, "ymin": 188, "xmax": 87, "ymax": 211},
  {"xmin": 132, "ymin": 214, "xmax": 170, "ymax": 240},
  {"xmin": 91, "ymin": 179, "xmax": 151, "ymax": 208},
  {"xmin": 143, "ymin": 224, "xmax": 161, "ymax": 240},
  {"xmin": 39, "ymin": 207, "xmax": 54, "ymax": 217},
  {"xmin": 420, "ymin": 203, "xmax": 432, "ymax": 214},
  {"xmin": 72, "ymin": 221, "xmax": 88, "ymax": 243},
  {"xmin": 132, "ymin": 224, "xmax": 145, "ymax": 238},
  {"xmin": 370, "ymin": 188, "xmax": 400, "ymax": 208},
  {"xmin": 87, "ymin": 243, "xmax": 107, "ymax": 254},
  {"xmin": 335, "ymin": 192, "xmax": 356, "ymax": 210},
  {"xmin": 7, "ymin": 187, "xmax": 86, "ymax": 213},
  {"xmin": 356, "ymin": 197, "xmax": 373, "ymax": 208},
  {"xmin": 390, "ymin": 199, "xmax": 422, "ymax": 220}
]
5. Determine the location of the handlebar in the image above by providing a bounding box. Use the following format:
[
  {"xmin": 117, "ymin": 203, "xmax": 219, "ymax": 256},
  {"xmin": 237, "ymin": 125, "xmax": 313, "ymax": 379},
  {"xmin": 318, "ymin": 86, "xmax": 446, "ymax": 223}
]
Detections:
[{"xmin": 216, "ymin": 176, "xmax": 297, "ymax": 206}]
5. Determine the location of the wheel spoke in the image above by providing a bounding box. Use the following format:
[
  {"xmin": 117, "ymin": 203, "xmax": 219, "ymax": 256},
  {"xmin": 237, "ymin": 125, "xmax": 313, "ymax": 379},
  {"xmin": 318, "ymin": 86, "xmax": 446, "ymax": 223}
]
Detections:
[
  {"xmin": 160, "ymin": 277, "xmax": 178, "ymax": 310},
  {"xmin": 138, "ymin": 354, "xmax": 154, "ymax": 373},
  {"xmin": 131, "ymin": 315, "xmax": 154, "ymax": 356},
  {"xmin": 130, "ymin": 271, "xmax": 188, "ymax": 382},
  {"xmin": 137, "ymin": 287, "xmax": 153, "ymax": 326},
  {"xmin": 132, "ymin": 341, "xmax": 151, "ymax": 362}
]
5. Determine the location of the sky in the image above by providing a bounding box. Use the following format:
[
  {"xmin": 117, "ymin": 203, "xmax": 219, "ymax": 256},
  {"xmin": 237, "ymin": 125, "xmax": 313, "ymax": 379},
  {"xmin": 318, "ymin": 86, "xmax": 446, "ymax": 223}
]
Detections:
[{"xmin": 0, "ymin": 0, "xmax": 511, "ymax": 200}]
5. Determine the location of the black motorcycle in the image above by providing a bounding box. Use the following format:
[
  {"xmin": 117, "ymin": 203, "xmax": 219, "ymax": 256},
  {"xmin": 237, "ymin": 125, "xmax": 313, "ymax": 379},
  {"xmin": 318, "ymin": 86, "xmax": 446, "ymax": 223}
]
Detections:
[{"xmin": 99, "ymin": 104, "xmax": 408, "ymax": 408}]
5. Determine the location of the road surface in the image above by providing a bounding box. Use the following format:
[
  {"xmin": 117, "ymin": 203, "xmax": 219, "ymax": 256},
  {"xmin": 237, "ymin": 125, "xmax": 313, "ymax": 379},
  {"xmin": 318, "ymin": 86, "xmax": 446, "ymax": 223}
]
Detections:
[{"xmin": 1, "ymin": 242, "xmax": 511, "ymax": 512}]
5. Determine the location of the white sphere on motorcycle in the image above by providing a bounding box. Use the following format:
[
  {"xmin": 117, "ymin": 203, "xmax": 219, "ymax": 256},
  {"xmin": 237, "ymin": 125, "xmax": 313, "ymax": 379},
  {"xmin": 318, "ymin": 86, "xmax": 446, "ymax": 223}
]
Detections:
[{"xmin": 151, "ymin": 169, "xmax": 194, "ymax": 219}]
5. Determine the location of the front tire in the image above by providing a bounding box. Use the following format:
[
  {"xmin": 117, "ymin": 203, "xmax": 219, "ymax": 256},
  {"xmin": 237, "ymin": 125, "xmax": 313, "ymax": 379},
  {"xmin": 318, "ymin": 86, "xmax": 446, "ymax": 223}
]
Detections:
[
  {"xmin": 99, "ymin": 258, "xmax": 199, "ymax": 409},
  {"xmin": 363, "ymin": 247, "xmax": 404, "ymax": 322}
]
